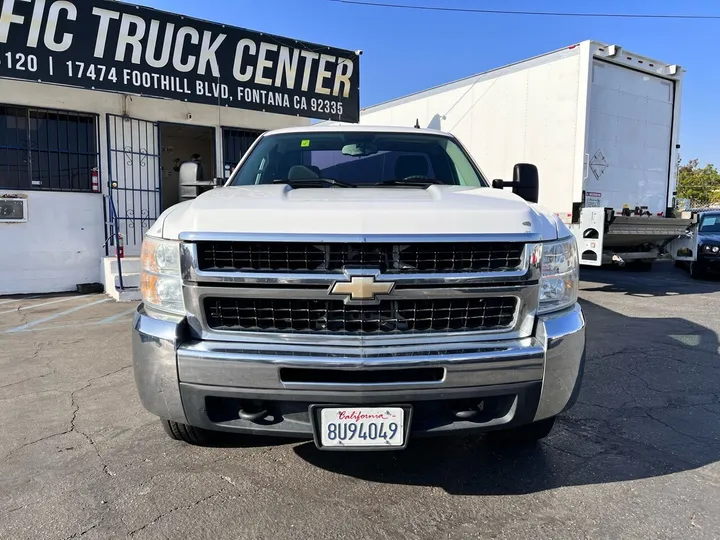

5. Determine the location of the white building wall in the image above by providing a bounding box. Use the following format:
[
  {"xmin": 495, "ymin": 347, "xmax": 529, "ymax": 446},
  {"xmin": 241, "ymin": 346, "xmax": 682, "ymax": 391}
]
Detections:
[
  {"xmin": 0, "ymin": 79, "xmax": 310, "ymax": 295},
  {"xmin": 0, "ymin": 192, "xmax": 105, "ymax": 295}
]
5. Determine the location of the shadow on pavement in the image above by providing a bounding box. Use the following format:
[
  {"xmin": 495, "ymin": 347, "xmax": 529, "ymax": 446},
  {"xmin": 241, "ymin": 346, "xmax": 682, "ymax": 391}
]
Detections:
[
  {"xmin": 579, "ymin": 261, "xmax": 720, "ymax": 297},
  {"xmin": 292, "ymin": 283, "xmax": 720, "ymax": 495}
]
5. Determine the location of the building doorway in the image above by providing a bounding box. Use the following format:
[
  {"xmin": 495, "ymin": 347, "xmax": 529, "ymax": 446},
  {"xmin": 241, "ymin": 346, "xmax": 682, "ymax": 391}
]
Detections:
[
  {"xmin": 105, "ymin": 115, "xmax": 218, "ymax": 256},
  {"xmin": 159, "ymin": 123, "xmax": 216, "ymax": 212}
]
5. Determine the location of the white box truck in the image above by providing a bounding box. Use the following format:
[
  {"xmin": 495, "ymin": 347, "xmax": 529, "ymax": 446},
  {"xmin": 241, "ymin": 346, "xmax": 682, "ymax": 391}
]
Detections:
[{"xmin": 353, "ymin": 40, "xmax": 694, "ymax": 268}]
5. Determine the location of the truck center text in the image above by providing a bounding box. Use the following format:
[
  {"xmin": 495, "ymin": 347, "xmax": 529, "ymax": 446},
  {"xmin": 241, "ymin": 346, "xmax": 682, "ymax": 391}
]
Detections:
[{"xmin": 0, "ymin": 0, "xmax": 355, "ymax": 99}]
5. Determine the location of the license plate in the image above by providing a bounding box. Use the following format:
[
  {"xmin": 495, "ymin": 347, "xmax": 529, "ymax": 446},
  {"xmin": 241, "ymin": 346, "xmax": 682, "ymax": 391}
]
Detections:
[{"xmin": 317, "ymin": 407, "xmax": 406, "ymax": 448}]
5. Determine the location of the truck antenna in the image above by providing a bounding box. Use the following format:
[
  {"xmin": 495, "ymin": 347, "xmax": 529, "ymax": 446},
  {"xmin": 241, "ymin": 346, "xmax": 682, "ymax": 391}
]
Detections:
[{"xmin": 414, "ymin": 119, "xmax": 420, "ymax": 129}]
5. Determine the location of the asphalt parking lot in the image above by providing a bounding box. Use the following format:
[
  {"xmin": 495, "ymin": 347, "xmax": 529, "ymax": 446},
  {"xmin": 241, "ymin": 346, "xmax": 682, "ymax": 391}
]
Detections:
[{"xmin": 1, "ymin": 262, "xmax": 719, "ymax": 540}]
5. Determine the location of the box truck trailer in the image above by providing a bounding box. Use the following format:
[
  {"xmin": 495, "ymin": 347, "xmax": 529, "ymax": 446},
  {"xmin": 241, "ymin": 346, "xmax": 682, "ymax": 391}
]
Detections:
[{"xmin": 352, "ymin": 40, "xmax": 694, "ymax": 268}]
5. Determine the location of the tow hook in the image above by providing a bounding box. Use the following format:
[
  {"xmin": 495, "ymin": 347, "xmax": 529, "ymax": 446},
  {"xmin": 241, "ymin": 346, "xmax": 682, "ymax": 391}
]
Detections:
[
  {"xmin": 454, "ymin": 401, "xmax": 484, "ymax": 420},
  {"xmin": 238, "ymin": 407, "xmax": 269, "ymax": 422}
]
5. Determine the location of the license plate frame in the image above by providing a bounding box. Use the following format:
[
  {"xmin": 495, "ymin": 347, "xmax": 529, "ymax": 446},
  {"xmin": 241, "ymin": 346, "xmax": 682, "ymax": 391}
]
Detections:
[{"xmin": 309, "ymin": 404, "xmax": 413, "ymax": 451}]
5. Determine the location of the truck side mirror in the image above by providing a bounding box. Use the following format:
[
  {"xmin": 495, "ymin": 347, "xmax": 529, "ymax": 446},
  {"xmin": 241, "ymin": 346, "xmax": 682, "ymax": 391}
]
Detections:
[
  {"xmin": 491, "ymin": 179, "xmax": 505, "ymax": 189},
  {"xmin": 512, "ymin": 163, "xmax": 539, "ymax": 203}
]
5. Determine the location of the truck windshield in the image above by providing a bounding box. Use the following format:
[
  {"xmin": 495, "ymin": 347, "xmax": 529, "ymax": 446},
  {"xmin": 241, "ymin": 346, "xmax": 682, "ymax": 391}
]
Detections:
[
  {"xmin": 228, "ymin": 131, "xmax": 488, "ymax": 188},
  {"xmin": 699, "ymin": 214, "xmax": 720, "ymax": 233}
]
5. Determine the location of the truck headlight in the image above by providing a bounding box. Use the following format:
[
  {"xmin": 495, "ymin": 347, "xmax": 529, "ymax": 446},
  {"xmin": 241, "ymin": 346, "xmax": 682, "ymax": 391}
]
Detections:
[
  {"xmin": 140, "ymin": 236, "xmax": 185, "ymax": 315},
  {"xmin": 538, "ymin": 236, "xmax": 579, "ymax": 315}
]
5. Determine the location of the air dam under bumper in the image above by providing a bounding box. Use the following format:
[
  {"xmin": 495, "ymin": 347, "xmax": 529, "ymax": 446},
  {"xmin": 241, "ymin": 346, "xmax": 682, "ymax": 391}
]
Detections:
[{"xmin": 132, "ymin": 304, "xmax": 586, "ymax": 439}]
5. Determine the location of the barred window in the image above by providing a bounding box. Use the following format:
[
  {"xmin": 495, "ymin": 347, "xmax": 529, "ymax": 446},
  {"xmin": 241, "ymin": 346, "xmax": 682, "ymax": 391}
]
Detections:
[
  {"xmin": 222, "ymin": 128, "xmax": 264, "ymax": 178},
  {"xmin": 0, "ymin": 104, "xmax": 99, "ymax": 192}
]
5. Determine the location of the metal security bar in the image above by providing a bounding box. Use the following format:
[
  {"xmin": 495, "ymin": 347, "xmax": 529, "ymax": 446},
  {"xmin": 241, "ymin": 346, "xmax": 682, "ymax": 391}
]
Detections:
[
  {"xmin": 221, "ymin": 127, "xmax": 264, "ymax": 177},
  {"xmin": 106, "ymin": 114, "xmax": 161, "ymax": 255},
  {"xmin": 0, "ymin": 104, "xmax": 99, "ymax": 192}
]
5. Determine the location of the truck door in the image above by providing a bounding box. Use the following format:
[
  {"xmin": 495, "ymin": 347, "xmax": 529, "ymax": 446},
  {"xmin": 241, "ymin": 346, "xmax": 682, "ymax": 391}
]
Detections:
[{"xmin": 584, "ymin": 60, "xmax": 676, "ymax": 216}]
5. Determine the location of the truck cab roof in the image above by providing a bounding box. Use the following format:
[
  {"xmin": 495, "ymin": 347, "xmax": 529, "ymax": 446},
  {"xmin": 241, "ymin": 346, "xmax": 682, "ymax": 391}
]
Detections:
[{"xmin": 266, "ymin": 124, "xmax": 454, "ymax": 137}]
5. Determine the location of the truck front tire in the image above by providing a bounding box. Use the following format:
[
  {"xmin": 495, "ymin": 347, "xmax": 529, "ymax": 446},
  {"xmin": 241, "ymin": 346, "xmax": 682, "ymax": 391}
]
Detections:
[
  {"xmin": 161, "ymin": 419, "xmax": 217, "ymax": 446},
  {"xmin": 689, "ymin": 261, "xmax": 706, "ymax": 280},
  {"xmin": 486, "ymin": 416, "xmax": 556, "ymax": 445}
]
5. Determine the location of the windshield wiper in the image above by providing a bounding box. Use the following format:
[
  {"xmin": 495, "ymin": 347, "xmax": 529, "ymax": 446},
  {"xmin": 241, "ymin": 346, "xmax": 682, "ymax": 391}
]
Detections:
[
  {"xmin": 272, "ymin": 178, "xmax": 356, "ymax": 188},
  {"xmin": 375, "ymin": 178, "xmax": 444, "ymax": 187}
]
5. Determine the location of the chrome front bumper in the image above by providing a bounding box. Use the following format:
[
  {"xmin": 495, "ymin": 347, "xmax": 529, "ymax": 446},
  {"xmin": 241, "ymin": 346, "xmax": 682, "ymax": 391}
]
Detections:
[{"xmin": 132, "ymin": 303, "xmax": 586, "ymax": 435}]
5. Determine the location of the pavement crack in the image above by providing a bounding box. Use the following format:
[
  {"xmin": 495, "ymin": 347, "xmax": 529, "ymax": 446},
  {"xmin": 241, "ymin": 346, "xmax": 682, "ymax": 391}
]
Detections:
[
  {"xmin": 608, "ymin": 364, "xmax": 665, "ymax": 394},
  {"xmin": 3, "ymin": 429, "xmax": 71, "ymax": 461},
  {"xmin": 700, "ymin": 404, "xmax": 720, "ymax": 416},
  {"xmin": 590, "ymin": 346, "xmax": 638, "ymax": 362},
  {"xmin": 3, "ymin": 367, "xmax": 132, "ymax": 468},
  {"xmin": 543, "ymin": 442, "xmax": 597, "ymax": 461},
  {"xmin": 653, "ymin": 337, "xmax": 720, "ymax": 360},
  {"xmin": 63, "ymin": 523, "xmax": 100, "ymax": 540},
  {"xmin": 0, "ymin": 389, "xmax": 60, "ymax": 401},
  {"xmin": 87, "ymin": 365, "xmax": 132, "ymax": 384},
  {"xmin": 0, "ymin": 369, "xmax": 54, "ymax": 390},
  {"xmin": 126, "ymin": 490, "xmax": 227, "ymax": 537},
  {"xmin": 576, "ymin": 398, "xmax": 636, "ymax": 411},
  {"xmin": 559, "ymin": 414, "xmax": 709, "ymax": 471},
  {"xmin": 0, "ymin": 343, "xmax": 52, "ymax": 390},
  {"xmin": 70, "ymin": 382, "xmax": 114, "ymax": 477},
  {"xmin": 644, "ymin": 411, "xmax": 718, "ymax": 446}
]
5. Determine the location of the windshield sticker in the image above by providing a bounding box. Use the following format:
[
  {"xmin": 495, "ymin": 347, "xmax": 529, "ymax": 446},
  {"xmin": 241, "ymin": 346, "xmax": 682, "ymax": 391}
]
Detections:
[{"xmin": 301, "ymin": 140, "xmax": 311, "ymax": 148}]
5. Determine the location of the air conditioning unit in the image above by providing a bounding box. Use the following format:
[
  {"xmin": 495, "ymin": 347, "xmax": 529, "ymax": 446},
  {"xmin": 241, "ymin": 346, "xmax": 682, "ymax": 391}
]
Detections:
[{"xmin": 0, "ymin": 196, "xmax": 28, "ymax": 223}]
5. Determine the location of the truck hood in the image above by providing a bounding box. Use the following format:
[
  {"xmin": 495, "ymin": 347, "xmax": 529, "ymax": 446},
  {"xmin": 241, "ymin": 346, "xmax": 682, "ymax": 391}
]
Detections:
[
  {"xmin": 153, "ymin": 184, "xmax": 562, "ymax": 240},
  {"xmin": 700, "ymin": 232, "xmax": 720, "ymax": 244}
]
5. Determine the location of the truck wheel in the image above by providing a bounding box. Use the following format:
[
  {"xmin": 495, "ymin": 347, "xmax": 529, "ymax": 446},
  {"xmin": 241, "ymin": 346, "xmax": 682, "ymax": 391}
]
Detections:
[
  {"xmin": 689, "ymin": 261, "xmax": 706, "ymax": 280},
  {"xmin": 161, "ymin": 419, "xmax": 216, "ymax": 446},
  {"xmin": 486, "ymin": 417, "xmax": 556, "ymax": 445}
]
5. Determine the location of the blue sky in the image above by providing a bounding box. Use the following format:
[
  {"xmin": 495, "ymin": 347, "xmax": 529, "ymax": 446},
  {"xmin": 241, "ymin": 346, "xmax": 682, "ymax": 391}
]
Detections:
[{"xmin": 133, "ymin": 0, "xmax": 719, "ymax": 166}]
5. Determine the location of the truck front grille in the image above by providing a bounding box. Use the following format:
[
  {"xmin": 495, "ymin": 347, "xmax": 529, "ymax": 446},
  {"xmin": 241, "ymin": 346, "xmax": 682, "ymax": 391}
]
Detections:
[
  {"xmin": 203, "ymin": 296, "xmax": 518, "ymax": 334},
  {"xmin": 196, "ymin": 241, "xmax": 524, "ymax": 274}
]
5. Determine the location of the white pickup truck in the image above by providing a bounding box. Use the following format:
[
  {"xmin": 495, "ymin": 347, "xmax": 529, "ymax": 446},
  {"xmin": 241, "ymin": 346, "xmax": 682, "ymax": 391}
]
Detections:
[{"xmin": 132, "ymin": 125, "xmax": 586, "ymax": 451}]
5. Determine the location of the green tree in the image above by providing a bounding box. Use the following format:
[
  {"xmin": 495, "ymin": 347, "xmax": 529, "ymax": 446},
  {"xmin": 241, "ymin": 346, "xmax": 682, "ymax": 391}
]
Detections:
[{"xmin": 676, "ymin": 158, "xmax": 720, "ymax": 208}]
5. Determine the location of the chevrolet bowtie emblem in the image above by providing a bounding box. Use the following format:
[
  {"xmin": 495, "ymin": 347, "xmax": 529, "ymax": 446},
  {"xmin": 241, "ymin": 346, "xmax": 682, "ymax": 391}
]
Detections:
[{"xmin": 329, "ymin": 276, "xmax": 395, "ymax": 302}]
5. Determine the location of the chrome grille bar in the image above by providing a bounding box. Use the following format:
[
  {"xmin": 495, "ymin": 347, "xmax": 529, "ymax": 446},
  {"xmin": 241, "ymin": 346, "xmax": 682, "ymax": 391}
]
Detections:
[
  {"xmin": 195, "ymin": 240, "xmax": 525, "ymax": 274},
  {"xmin": 204, "ymin": 296, "xmax": 518, "ymax": 334}
]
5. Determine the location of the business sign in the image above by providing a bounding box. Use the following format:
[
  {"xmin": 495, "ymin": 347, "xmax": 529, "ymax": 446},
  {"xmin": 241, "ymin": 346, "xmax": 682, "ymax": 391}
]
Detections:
[{"xmin": 0, "ymin": 0, "xmax": 361, "ymax": 122}]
